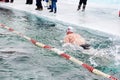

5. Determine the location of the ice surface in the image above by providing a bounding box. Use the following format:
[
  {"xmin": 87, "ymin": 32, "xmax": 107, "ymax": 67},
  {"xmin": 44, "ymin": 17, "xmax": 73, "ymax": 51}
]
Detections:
[{"xmin": 0, "ymin": 0, "xmax": 120, "ymax": 36}]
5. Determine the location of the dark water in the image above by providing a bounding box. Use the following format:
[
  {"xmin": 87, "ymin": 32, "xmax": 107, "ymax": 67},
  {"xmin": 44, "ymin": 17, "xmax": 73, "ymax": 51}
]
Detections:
[{"xmin": 0, "ymin": 7, "xmax": 120, "ymax": 80}]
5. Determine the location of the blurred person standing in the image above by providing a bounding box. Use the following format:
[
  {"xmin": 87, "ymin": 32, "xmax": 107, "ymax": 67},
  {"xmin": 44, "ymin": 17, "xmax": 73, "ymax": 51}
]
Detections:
[
  {"xmin": 5, "ymin": 0, "xmax": 9, "ymax": 2},
  {"xmin": 5, "ymin": 0, "xmax": 14, "ymax": 3},
  {"xmin": 77, "ymin": 0, "xmax": 87, "ymax": 11},
  {"xmin": 10, "ymin": 0, "xmax": 13, "ymax": 3},
  {"xmin": 47, "ymin": 0, "xmax": 52, "ymax": 9},
  {"xmin": 26, "ymin": 0, "xmax": 33, "ymax": 4},
  {"xmin": 49, "ymin": 0, "xmax": 57, "ymax": 13},
  {"xmin": 35, "ymin": 0, "xmax": 43, "ymax": 11},
  {"xmin": 44, "ymin": 0, "xmax": 49, "ymax": 7},
  {"xmin": 119, "ymin": 10, "xmax": 120, "ymax": 17}
]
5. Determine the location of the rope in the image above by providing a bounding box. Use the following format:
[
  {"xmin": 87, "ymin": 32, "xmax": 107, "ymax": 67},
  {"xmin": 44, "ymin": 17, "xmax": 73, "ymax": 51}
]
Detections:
[{"xmin": 0, "ymin": 23, "xmax": 118, "ymax": 80}]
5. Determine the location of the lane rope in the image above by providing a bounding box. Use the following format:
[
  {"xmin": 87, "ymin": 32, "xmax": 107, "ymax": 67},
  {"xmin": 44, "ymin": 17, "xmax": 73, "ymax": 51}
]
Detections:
[{"xmin": 0, "ymin": 23, "xmax": 118, "ymax": 80}]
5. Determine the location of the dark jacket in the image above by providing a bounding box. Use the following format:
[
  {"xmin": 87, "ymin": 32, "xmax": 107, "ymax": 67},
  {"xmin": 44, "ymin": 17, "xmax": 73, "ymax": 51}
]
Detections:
[{"xmin": 52, "ymin": 0, "xmax": 57, "ymax": 2}]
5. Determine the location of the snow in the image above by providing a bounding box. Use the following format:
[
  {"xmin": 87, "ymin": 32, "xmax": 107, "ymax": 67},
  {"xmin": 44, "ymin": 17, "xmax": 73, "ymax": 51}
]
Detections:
[{"xmin": 0, "ymin": 0, "xmax": 120, "ymax": 36}]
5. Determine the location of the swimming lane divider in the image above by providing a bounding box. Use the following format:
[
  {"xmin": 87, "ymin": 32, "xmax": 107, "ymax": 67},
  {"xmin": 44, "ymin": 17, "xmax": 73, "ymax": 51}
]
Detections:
[{"xmin": 0, "ymin": 23, "xmax": 117, "ymax": 80}]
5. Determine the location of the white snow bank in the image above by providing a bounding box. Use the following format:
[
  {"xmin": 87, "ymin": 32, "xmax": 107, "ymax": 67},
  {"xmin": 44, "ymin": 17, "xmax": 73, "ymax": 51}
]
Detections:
[{"xmin": 0, "ymin": 0, "xmax": 120, "ymax": 36}]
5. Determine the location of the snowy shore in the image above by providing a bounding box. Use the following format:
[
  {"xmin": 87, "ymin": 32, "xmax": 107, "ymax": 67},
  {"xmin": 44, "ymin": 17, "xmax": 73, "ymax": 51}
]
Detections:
[{"xmin": 0, "ymin": 0, "xmax": 120, "ymax": 36}]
